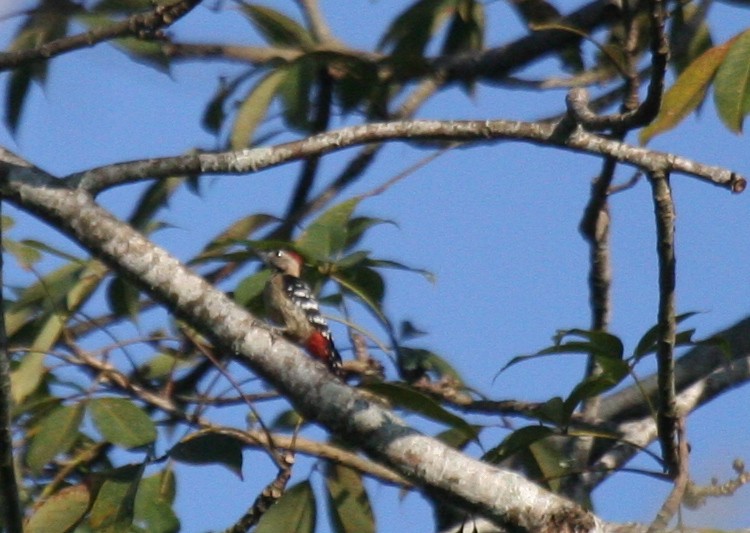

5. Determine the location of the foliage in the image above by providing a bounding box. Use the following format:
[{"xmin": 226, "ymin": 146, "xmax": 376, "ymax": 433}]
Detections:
[{"xmin": 1, "ymin": 1, "xmax": 750, "ymax": 532}]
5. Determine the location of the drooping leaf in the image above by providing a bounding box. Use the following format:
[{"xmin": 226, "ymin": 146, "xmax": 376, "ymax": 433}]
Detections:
[
  {"xmin": 714, "ymin": 29, "xmax": 750, "ymax": 132},
  {"xmin": 364, "ymin": 382, "xmax": 477, "ymax": 439},
  {"xmin": 5, "ymin": 1, "xmax": 72, "ymax": 132},
  {"xmin": 89, "ymin": 463, "xmax": 144, "ymax": 530},
  {"xmin": 436, "ymin": 425, "xmax": 483, "ymax": 450},
  {"xmin": 297, "ymin": 198, "xmax": 360, "ymax": 260},
  {"xmin": 326, "ymin": 463, "xmax": 375, "ymax": 533},
  {"xmin": 279, "ymin": 57, "xmax": 316, "ymax": 131},
  {"xmin": 528, "ymin": 437, "xmax": 569, "ymax": 493},
  {"xmin": 89, "ymin": 397, "xmax": 157, "ymax": 448},
  {"xmin": 378, "ymin": 0, "xmax": 453, "ymax": 58},
  {"xmin": 367, "ymin": 258, "xmax": 435, "ymax": 283},
  {"xmin": 239, "ymin": 4, "xmax": 314, "ymax": 48},
  {"xmin": 563, "ymin": 362, "xmax": 629, "ymax": 420},
  {"xmin": 633, "ymin": 311, "xmax": 700, "ymax": 359},
  {"xmin": 333, "ymin": 265, "xmax": 385, "ymax": 317},
  {"xmin": 133, "ymin": 469, "xmax": 179, "ymax": 533},
  {"xmin": 483, "ymin": 425, "xmax": 555, "ymax": 464},
  {"xmin": 641, "ymin": 39, "xmax": 733, "ymax": 143},
  {"xmin": 497, "ymin": 329, "xmax": 624, "ymax": 376},
  {"xmin": 230, "ymin": 68, "xmax": 287, "ymax": 149},
  {"xmin": 169, "ymin": 431, "xmax": 244, "ymax": 478},
  {"xmin": 26, "ymin": 402, "xmax": 85, "ymax": 473},
  {"xmin": 441, "ymin": 0, "xmax": 484, "ymax": 56},
  {"xmin": 26, "ymin": 484, "xmax": 90, "ymax": 533},
  {"xmin": 128, "ymin": 176, "xmax": 185, "ymax": 231},
  {"xmin": 397, "ymin": 347, "xmax": 464, "ymax": 384},
  {"xmin": 193, "ymin": 214, "xmax": 277, "ymax": 263},
  {"xmin": 256, "ymin": 481, "xmax": 316, "ymax": 533}
]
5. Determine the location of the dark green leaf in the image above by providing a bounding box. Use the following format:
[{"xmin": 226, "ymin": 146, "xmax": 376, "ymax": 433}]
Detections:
[
  {"xmin": 106, "ymin": 276, "xmax": 141, "ymax": 320},
  {"xmin": 239, "ymin": 4, "xmax": 314, "ymax": 48},
  {"xmin": 345, "ymin": 216, "xmax": 396, "ymax": 250},
  {"xmin": 89, "ymin": 464, "xmax": 143, "ymax": 530},
  {"xmin": 397, "ymin": 347, "xmax": 464, "ymax": 384},
  {"xmin": 367, "ymin": 258, "xmax": 435, "ymax": 283},
  {"xmin": 334, "ymin": 265, "xmax": 385, "ymax": 316},
  {"xmin": 441, "ymin": 0, "xmax": 484, "ymax": 56},
  {"xmin": 256, "ymin": 481, "xmax": 316, "ymax": 533},
  {"xmin": 378, "ymin": 0, "xmax": 453, "ymax": 57},
  {"xmin": 714, "ymin": 29, "xmax": 750, "ymax": 132},
  {"xmin": 169, "ymin": 432, "xmax": 244, "ymax": 478},
  {"xmin": 326, "ymin": 463, "xmax": 375, "ymax": 533},
  {"xmin": 670, "ymin": 2, "xmax": 713, "ymax": 74},
  {"xmin": 128, "ymin": 176, "xmax": 184, "ymax": 231},
  {"xmin": 297, "ymin": 198, "xmax": 361, "ymax": 260},
  {"xmin": 563, "ymin": 362, "xmax": 629, "ymax": 419},
  {"xmin": 26, "ymin": 484, "xmax": 90, "ymax": 533},
  {"xmin": 483, "ymin": 425, "xmax": 555, "ymax": 464},
  {"xmin": 528, "ymin": 438, "xmax": 569, "ymax": 493},
  {"xmin": 279, "ymin": 58, "xmax": 316, "ymax": 130},
  {"xmin": 364, "ymin": 382, "xmax": 477, "ymax": 439},
  {"xmin": 89, "ymin": 397, "xmax": 157, "ymax": 448},
  {"xmin": 633, "ymin": 311, "xmax": 700, "ymax": 359},
  {"xmin": 26, "ymin": 403, "xmax": 85, "ymax": 473}
]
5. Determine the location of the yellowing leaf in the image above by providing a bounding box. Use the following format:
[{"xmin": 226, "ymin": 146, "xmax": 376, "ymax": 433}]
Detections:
[
  {"xmin": 640, "ymin": 40, "xmax": 733, "ymax": 143},
  {"xmin": 26, "ymin": 485, "xmax": 90, "ymax": 533},
  {"xmin": 714, "ymin": 29, "xmax": 750, "ymax": 133}
]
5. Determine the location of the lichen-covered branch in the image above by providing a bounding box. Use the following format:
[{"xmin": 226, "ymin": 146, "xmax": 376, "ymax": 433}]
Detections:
[{"xmin": 66, "ymin": 118, "xmax": 746, "ymax": 195}]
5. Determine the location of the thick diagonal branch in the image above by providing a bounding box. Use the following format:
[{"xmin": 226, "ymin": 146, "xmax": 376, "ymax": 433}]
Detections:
[{"xmin": 0, "ymin": 154, "xmax": 600, "ymax": 532}]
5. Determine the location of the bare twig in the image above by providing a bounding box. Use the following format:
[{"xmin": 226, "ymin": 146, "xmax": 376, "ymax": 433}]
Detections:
[
  {"xmin": 647, "ymin": 417, "xmax": 690, "ymax": 532},
  {"xmin": 0, "ymin": 0, "xmax": 204, "ymax": 71},
  {"xmin": 649, "ymin": 171, "xmax": 679, "ymax": 477}
]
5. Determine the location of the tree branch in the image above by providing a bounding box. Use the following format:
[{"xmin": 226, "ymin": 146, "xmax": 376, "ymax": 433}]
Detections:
[
  {"xmin": 0, "ymin": 153, "xmax": 600, "ymax": 531},
  {"xmin": 64, "ymin": 119, "xmax": 746, "ymax": 195},
  {"xmin": 0, "ymin": 0, "xmax": 203, "ymax": 71}
]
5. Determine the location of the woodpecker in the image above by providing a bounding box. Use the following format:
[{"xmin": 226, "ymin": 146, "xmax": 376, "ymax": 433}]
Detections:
[{"xmin": 262, "ymin": 250, "xmax": 343, "ymax": 376}]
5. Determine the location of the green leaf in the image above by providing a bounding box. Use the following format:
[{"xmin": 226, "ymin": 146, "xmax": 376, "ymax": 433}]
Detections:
[
  {"xmin": 89, "ymin": 464, "xmax": 144, "ymax": 530},
  {"xmin": 194, "ymin": 214, "xmax": 277, "ymax": 262},
  {"xmin": 239, "ymin": 4, "xmax": 314, "ymax": 48},
  {"xmin": 441, "ymin": 0, "xmax": 484, "ymax": 56},
  {"xmin": 367, "ymin": 258, "xmax": 435, "ymax": 284},
  {"xmin": 498, "ymin": 329, "xmax": 623, "ymax": 376},
  {"xmin": 344, "ymin": 216, "xmax": 396, "ymax": 250},
  {"xmin": 436, "ymin": 425, "xmax": 482, "ymax": 450},
  {"xmin": 633, "ymin": 311, "xmax": 700, "ymax": 359},
  {"xmin": 26, "ymin": 403, "xmax": 85, "ymax": 473},
  {"xmin": 563, "ymin": 361, "xmax": 629, "ymax": 420},
  {"xmin": 714, "ymin": 29, "xmax": 750, "ymax": 132},
  {"xmin": 10, "ymin": 351, "xmax": 47, "ymax": 405},
  {"xmin": 670, "ymin": 2, "xmax": 713, "ymax": 74},
  {"xmin": 640, "ymin": 40, "xmax": 733, "ymax": 143},
  {"xmin": 234, "ymin": 270, "xmax": 271, "ymax": 307},
  {"xmin": 279, "ymin": 58, "xmax": 316, "ymax": 130},
  {"xmin": 363, "ymin": 382, "xmax": 477, "ymax": 439},
  {"xmin": 134, "ymin": 470, "xmax": 179, "ymax": 533},
  {"xmin": 528, "ymin": 437, "xmax": 569, "ymax": 493},
  {"xmin": 397, "ymin": 347, "xmax": 464, "ymax": 384},
  {"xmin": 378, "ymin": 0, "xmax": 453, "ymax": 57},
  {"xmin": 128, "ymin": 176, "xmax": 184, "ymax": 230},
  {"xmin": 4, "ymin": 238, "xmax": 43, "ymax": 268},
  {"xmin": 297, "ymin": 198, "xmax": 361, "ymax": 260},
  {"xmin": 326, "ymin": 463, "xmax": 375, "ymax": 533},
  {"xmin": 333, "ymin": 265, "xmax": 385, "ymax": 317},
  {"xmin": 89, "ymin": 397, "xmax": 157, "ymax": 448},
  {"xmin": 106, "ymin": 276, "xmax": 141, "ymax": 320},
  {"xmin": 230, "ymin": 68, "xmax": 287, "ymax": 149},
  {"xmin": 26, "ymin": 484, "xmax": 90, "ymax": 533},
  {"xmin": 256, "ymin": 481, "xmax": 316, "ymax": 533},
  {"xmin": 169, "ymin": 431, "xmax": 244, "ymax": 478},
  {"xmin": 483, "ymin": 425, "xmax": 555, "ymax": 464}
]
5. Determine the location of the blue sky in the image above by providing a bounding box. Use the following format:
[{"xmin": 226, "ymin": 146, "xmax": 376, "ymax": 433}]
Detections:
[{"xmin": 2, "ymin": 1, "xmax": 750, "ymax": 531}]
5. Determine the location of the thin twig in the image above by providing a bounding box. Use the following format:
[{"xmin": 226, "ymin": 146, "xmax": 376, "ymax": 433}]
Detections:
[
  {"xmin": 649, "ymin": 170, "xmax": 679, "ymax": 477},
  {"xmin": 648, "ymin": 417, "xmax": 689, "ymax": 532}
]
